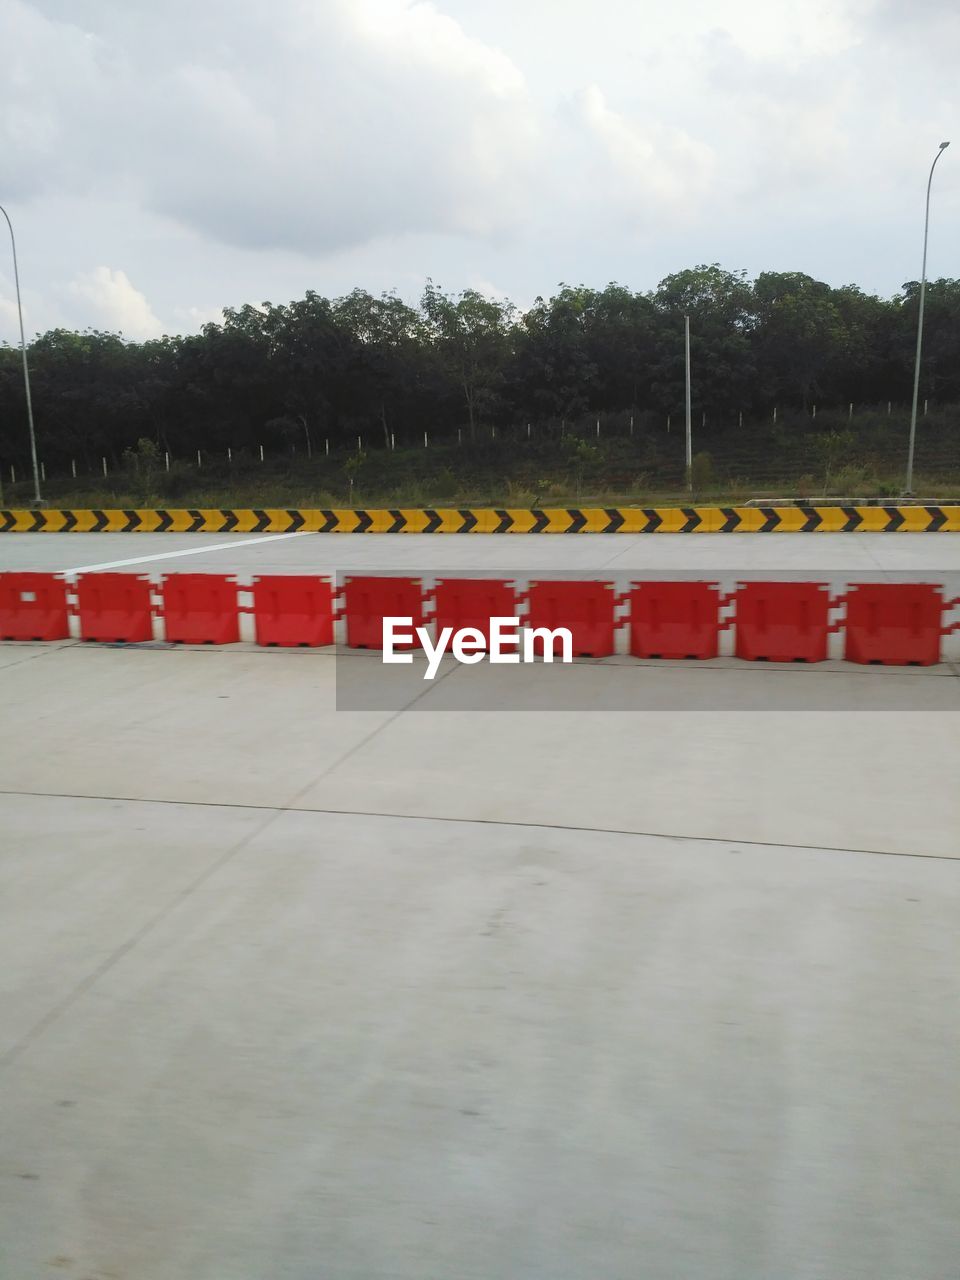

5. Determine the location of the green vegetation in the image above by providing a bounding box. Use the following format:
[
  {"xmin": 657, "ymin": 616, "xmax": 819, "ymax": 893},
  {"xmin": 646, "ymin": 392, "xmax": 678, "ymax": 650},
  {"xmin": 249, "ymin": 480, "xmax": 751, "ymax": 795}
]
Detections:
[
  {"xmin": 2, "ymin": 265, "xmax": 960, "ymax": 501},
  {"xmin": 8, "ymin": 409, "xmax": 960, "ymax": 509}
]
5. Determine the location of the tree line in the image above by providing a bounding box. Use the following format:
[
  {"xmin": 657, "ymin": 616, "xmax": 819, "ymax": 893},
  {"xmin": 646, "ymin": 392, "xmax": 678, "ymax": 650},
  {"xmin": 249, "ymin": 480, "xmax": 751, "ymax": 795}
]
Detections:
[{"xmin": 2, "ymin": 264, "xmax": 959, "ymax": 474}]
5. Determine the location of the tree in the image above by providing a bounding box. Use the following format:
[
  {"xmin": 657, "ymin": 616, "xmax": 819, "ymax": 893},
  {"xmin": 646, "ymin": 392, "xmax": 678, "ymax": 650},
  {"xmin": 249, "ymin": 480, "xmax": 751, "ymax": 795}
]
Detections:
[
  {"xmin": 332, "ymin": 289, "xmax": 427, "ymax": 446},
  {"xmin": 25, "ymin": 329, "xmax": 148, "ymax": 467},
  {"xmin": 513, "ymin": 286, "xmax": 601, "ymax": 421},
  {"xmin": 829, "ymin": 285, "xmax": 901, "ymax": 405},
  {"xmin": 253, "ymin": 293, "xmax": 352, "ymax": 454},
  {"xmin": 752, "ymin": 272, "xmax": 846, "ymax": 409},
  {"xmin": 896, "ymin": 278, "xmax": 960, "ymax": 405},
  {"xmin": 513, "ymin": 283, "xmax": 657, "ymax": 421},
  {"xmin": 4, "ymin": 268, "xmax": 960, "ymax": 483},
  {"xmin": 651, "ymin": 265, "xmax": 757, "ymax": 419},
  {"xmin": 178, "ymin": 309, "xmax": 276, "ymax": 453},
  {"xmin": 420, "ymin": 282, "xmax": 516, "ymax": 438}
]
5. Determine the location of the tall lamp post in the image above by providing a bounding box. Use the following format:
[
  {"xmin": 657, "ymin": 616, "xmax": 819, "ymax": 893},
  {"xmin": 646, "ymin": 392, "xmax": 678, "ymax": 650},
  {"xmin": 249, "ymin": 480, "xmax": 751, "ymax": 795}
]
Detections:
[
  {"xmin": 904, "ymin": 141, "xmax": 950, "ymax": 496},
  {"xmin": 0, "ymin": 203, "xmax": 42, "ymax": 505},
  {"xmin": 684, "ymin": 314, "xmax": 692, "ymax": 490}
]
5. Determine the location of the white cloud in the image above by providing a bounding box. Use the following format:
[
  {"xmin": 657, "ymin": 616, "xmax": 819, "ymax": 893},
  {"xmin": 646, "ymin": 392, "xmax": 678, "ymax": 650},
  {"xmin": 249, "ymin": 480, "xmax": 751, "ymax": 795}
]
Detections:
[
  {"xmin": 0, "ymin": 294, "xmax": 20, "ymax": 334},
  {"xmin": 68, "ymin": 266, "xmax": 162, "ymax": 338},
  {"xmin": 0, "ymin": 268, "xmax": 39, "ymax": 340},
  {"xmin": 695, "ymin": 0, "xmax": 870, "ymax": 61},
  {"xmin": 0, "ymin": 1, "xmax": 111, "ymax": 200},
  {"xmin": 171, "ymin": 304, "xmax": 226, "ymax": 331},
  {"xmin": 469, "ymin": 277, "xmax": 515, "ymax": 301},
  {"xmin": 0, "ymin": 0, "xmax": 957, "ymax": 343},
  {"xmin": 5, "ymin": 0, "xmax": 541, "ymax": 255},
  {"xmin": 565, "ymin": 85, "xmax": 718, "ymax": 221}
]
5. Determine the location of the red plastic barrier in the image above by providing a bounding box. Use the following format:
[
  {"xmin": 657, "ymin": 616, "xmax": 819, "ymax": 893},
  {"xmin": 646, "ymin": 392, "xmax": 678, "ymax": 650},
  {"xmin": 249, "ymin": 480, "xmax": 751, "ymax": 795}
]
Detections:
[
  {"xmin": 342, "ymin": 575, "xmax": 425, "ymax": 650},
  {"xmin": 76, "ymin": 573, "xmax": 154, "ymax": 643},
  {"xmin": 251, "ymin": 575, "xmax": 335, "ymax": 647},
  {"xmin": 431, "ymin": 577, "xmax": 517, "ymax": 649},
  {"xmin": 844, "ymin": 583, "xmax": 945, "ymax": 665},
  {"xmin": 0, "ymin": 572, "xmax": 69, "ymax": 641},
  {"xmin": 734, "ymin": 581, "xmax": 831, "ymax": 662},
  {"xmin": 525, "ymin": 579, "xmax": 616, "ymax": 657},
  {"xmin": 160, "ymin": 573, "xmax": 239, "ymax": 644},
  {"xmin": 627, "ymin": 581, "xmax": 722, "ymax": 659}
]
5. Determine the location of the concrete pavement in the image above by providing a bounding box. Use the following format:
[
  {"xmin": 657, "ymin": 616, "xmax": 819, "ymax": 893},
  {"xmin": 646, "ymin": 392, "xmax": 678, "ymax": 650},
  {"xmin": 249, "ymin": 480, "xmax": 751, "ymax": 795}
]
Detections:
[
  {"xmin": 1, "ymin": 532, "xmax": 959, "ymax": 1278},
  {"xmin": 4, "ymin": 529, "xmax": 960, "ymax": 576}
]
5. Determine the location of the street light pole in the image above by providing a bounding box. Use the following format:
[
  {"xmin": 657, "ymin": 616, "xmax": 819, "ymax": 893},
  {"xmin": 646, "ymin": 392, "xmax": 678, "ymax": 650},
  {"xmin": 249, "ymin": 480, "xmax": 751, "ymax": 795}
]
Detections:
[
  {"xmin": 684, "ymin": 314, "xmax": 693, "ymax": 489},
  {"xmin": 904, "ymin": 141, "xmax": 950, "ymax": 496},
  {"xmin": 1, "ymin": 204, "xmax": 42, "ymax": 505}
]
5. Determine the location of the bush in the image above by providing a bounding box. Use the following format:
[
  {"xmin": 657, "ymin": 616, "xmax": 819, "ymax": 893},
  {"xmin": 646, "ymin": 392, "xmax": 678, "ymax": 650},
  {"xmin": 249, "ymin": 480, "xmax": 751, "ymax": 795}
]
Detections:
[
  {"xmin": 831, "ymin": 464, "xmax": 875, "ymax": 495},
  {"xmin": 121, "ymin": 437, "xmax": 162, "ymax": 496},
  {"xmin": 156, "ymin": 464, "xmax": 193, "ymax": 501},
  {"xmin": 688, "ymin": 451, "xmax": 715, "ymax": 496}
]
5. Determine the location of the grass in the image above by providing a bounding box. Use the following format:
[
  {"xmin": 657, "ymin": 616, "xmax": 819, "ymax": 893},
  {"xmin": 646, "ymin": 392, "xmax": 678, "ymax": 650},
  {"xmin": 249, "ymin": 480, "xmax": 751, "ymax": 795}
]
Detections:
[
  {"xmin": 5, "ymin": 474, "xmax": 960, "ymax": 509},
  {"xmin": 4, "ymin": 411, "xmax": 960, "ymax": 508}
]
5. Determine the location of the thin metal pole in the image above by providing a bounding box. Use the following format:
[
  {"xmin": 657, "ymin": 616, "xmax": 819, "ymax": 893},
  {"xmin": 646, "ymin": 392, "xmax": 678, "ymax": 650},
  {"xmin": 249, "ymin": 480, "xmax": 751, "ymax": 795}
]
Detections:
[
  {"xmin": 905, "ymin": 142, "xmax": 950, "ymax": 494},
  {"xmin": 0, "ymin": 204, "xmax": 41, "ymax": 504},
  {"xmin": 684, "ymin": 315, "xmax": 693, "ymax": 485}
]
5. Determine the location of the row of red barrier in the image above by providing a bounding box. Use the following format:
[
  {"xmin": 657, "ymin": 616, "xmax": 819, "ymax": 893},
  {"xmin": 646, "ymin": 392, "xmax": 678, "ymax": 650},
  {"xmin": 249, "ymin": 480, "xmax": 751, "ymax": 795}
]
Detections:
[{"xmin": 1, "ymin": 571, "xmax": 959, "ymax": 665}]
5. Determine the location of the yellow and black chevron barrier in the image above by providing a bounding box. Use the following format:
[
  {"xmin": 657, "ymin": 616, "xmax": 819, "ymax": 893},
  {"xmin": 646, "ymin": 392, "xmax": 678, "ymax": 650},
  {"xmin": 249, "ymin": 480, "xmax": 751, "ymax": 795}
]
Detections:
[{"xmin": 1, "ymin": 506, "xmax": 960, "ymax": 534}]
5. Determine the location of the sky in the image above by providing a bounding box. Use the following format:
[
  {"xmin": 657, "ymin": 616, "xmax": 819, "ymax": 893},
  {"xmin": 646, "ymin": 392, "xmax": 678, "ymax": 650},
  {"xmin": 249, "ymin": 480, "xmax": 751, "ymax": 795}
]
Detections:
[{"xmin": 0, "ymin": 0, "xmax": 957, "ymax": 342}]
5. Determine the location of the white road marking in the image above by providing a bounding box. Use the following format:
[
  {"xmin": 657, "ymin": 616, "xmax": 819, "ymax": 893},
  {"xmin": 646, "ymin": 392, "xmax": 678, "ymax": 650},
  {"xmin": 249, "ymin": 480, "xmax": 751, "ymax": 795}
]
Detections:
[{"xmin": 62, "ymin": 531, "xmax": 311, "ymax": 576}]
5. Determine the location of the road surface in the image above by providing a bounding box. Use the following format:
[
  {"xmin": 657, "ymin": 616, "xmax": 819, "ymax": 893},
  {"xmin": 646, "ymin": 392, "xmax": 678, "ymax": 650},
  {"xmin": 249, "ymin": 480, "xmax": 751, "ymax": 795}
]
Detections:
[{"xmin": 1, "ymin": 532, "xmax": 958, "ymax": 1279}]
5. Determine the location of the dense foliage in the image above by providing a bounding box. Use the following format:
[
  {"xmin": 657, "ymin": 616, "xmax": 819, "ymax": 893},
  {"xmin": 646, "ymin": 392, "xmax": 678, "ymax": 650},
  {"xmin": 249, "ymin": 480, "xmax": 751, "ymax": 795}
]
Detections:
[{"xmin": 2, "ymin": 266, "xmax": 959, "ymax": 479}]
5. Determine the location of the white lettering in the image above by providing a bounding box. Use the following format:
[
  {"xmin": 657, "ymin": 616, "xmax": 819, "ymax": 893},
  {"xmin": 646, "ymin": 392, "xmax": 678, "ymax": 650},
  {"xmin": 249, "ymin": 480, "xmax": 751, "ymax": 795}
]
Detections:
[
  {"xmin": 421, "ymin": 625, "xmax": 453, "ymax": 680},
  {"xmin": 382, "ymin": 616, "xmax": 414, "ymax": 663},
  {"xmin": 451, "ymin": 627, "xmax": 486, "ymax": 664},
  {"xmin": 489, "ymin": 616, "xmax": 522, "ymax": 663},
  {"xmin": 524, "ymin": 626, "xmax": 573, "ymax": 663},
  {"xmin": 381, "ymin": 615, "xmax": 575, "ymax": 674}
]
